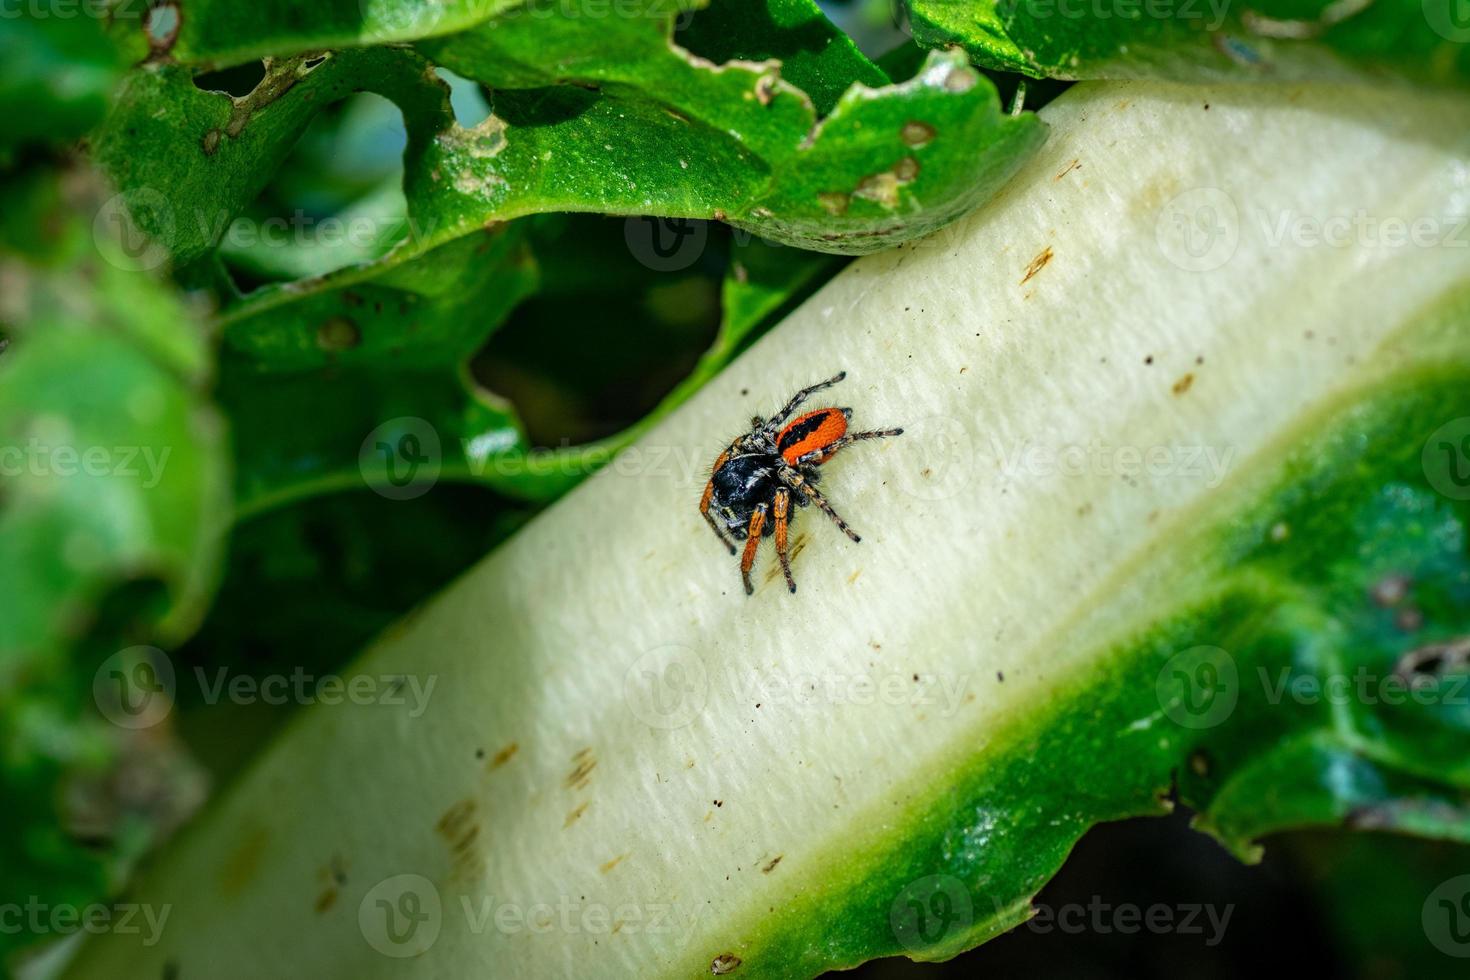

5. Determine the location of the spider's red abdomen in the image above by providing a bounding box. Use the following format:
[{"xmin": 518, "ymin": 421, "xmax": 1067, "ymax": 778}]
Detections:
[{"xmin": 777, "ymin": 408, "xmax": 847, "ymax": 465}]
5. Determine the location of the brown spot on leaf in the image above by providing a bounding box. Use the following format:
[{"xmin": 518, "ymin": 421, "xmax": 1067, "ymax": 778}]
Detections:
[
  {"xmin": 789, "ymin": 534, "xmax": 808, "ymax": 562},
  {"xmin": 314, "ymin": 887, "xmax": 337, "ymax": 913},
  {"xmin": 565, "ymin": 801, "xmax": 589, "ymax": 828},
  {"xmin": 489, "ymin": 742, "xmax": 519, "ymax": 770},
  {"xmin": 853, "ymin": 172, "xmax": 901, "ymax": 209},
  {"xmin": 1371, "ymin": 574, "xmax": 1410, "ymax": 607},
  {"xmin": 901, "ymin": 121, "xmax": 935, "ymax": 147},
  {"xmin": 1171, "ymin": 373, "xmax": 1195, "ymax": 395},
  {"xmin": 944, "ymin": 67, "xmax": 977, "ymax": 93},
  {"xmin": 219, "ymin": 824, "xmax": 270, "ymax": 897},
  {"xmin": 437, "ymin": 799, "xmax": 484, "ymax": 882},
  {"xmin": 1055, "ymin": 159, "xmax": 1081, "ymax": 180},
  {"xmin": 711, "ymin": 953, "xmax": 742, "ymax": 975},
  {"xmin": 753, "ymin": 74, "xmax": 778, "ymax": 106},
  {"xmin": 1019, "ymin": 246, "xmax": 1053, "ymax": 285},
  {"xmin": 600, "ymin": 852, "xmax": 629, "ymax": 874},
  {"xmin": 817, "ymin": 192, "xmax": 849, "ymax": 216},
  {"xmin": 317, "ymin": 854, "xmax": 348, "ymax": 887},
  {"xmin": 316, "ymin": 316, "xmax": 360, "ymax": 352},
  {"xmin": 437, "ymin": 799, "xmax": 480, "ymax": 859},
  {"xmin": 853, "ymin": 158, "xmax": 920, "ymax": 210},
  {"xmin": 566, "ymin": 748, "xmax": 596, "ymax": 790},
  {"xmin": 762, "ymin": 855, "xmax": 782, "ymax": 873}
]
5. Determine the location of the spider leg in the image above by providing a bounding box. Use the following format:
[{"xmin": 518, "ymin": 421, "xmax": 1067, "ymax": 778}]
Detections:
[
  {"xmin": 763, "ymin": 371, "xmax": 847, "ymax": 434},
  {"xmin": 700, "ymin": 449, "xmax": 737, "ymax": 554},
  {"xmin": 794, "ymin": 426, "xmax": 904, "ymax": 466},
  {"xmin": 773, "ymin": 487, "xmax": 796, "ymax": 593},
  {"xmin": 779, "ymin": 466, "xmax": 861, "ymax": 542},
  {"xmin": 740, "ymin": 502, "xmax": 769, "ymax": 596}
]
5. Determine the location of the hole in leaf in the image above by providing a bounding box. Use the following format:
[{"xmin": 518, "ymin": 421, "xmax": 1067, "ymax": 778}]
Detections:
[
  {"xmin": 144, "ymin": 2, "xmax": 181, "ymax": 50},
  {"xmin": 434, "ymin": 67, "xmax": 492, "ymax": 128},
  {"xmin": 218, "ymin": 93, "xmax": 409, "ymax": 289},
  {"xmin": 472, "ymin": 215, "xmax": 724, "ymax": 447},
  {"xmin": 193, "ymin": 61, "xmax": 267, "ymax": 98}
]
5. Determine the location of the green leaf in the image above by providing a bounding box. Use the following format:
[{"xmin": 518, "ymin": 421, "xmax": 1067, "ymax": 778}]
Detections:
[
  {"xmin": 1291, "ymin": 833, "xmax": 1470, "ymax": 975},
  {"xmin": 0, "ymin": 13, "xmax": 123, "ymax": 155},
  {"xmin": 419, "ymin": 0, "xmax": 1043, "ymax": 252},
  {"xmin": 906, "ymin": 0, "xmax": 1470, "ymax": 85},
  {"xmin": 676, "ymin": 0, "xmax": 889, "ymax": 115},
  {"xmin": 93, "ymin": 8, "xmax": 1042, "ymax": 267},
  {"xmin": 0, "ymin": 171, "xmax": 230, "ymax": 968},
  {"xmin": 63, "ymin": 79, "xmax": 1470, "ymax": 979},
  {"xmin": 0, "ymin": 174, "xmax": 229, "ymax": 689},
  {"xmin": 108, "ymin": 0, "xmax": 527, "ymax": 69},
  {"xmin": 93, "ymin": 49, "xmax": 445, "ymax": 270}
]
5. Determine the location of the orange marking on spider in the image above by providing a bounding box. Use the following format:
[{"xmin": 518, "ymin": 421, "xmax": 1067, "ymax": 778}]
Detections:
[
  {"xmin": 699, "ymin": 372, "xmax": 902, "ymax": 596},
  {"xmin": 777, "ymin": 408, "xmax": 848, "ymax": 466}
]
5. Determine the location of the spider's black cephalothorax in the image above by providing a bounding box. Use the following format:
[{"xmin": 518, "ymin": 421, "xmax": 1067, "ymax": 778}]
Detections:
[
  {"xmin": 698, "ymin": 372, "xmax": 902, "ymax": 595},
  {"xmin": 710, "ymin": 453, "xmax": 825, "ymax": 540}
]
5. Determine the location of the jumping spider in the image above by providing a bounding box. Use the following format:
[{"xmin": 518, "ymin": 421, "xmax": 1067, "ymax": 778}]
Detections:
[{"xmin": 699, "ymin": 371, "xmax": 902, "ymax": 595}]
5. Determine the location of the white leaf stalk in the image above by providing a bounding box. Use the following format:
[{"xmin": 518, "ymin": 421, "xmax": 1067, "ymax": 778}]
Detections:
[{"xmin": 68, "ymin": 81, "xmax": 1470, "ymax": 979}]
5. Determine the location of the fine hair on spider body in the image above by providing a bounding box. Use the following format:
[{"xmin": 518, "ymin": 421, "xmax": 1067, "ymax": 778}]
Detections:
[{"xmin": 698, "ymin": 372, "xmax": 903, "ymax": 596}]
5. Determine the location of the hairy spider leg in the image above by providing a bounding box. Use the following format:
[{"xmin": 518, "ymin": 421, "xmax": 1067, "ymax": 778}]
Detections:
[
  {"xmin": 761, "ymin": 371, "xmax": 847, "ymax": 436},
  {"xmin": 779, "ymin": 465, "xmax": 860, "ymax": 543},
  {"xmin": 793, "ymin": 426, "xmax": 904, "ymax": 466},
  {"xmin": 773, "ymin": 487, "xmax": 795, "ymax": 593},
  {"xmin": 740, "ymin": 502, "xmax": 769, "ymax": 595},
  {"xmin": 699, "ymin": 448, "xmax": 737, "ymax": 554}
]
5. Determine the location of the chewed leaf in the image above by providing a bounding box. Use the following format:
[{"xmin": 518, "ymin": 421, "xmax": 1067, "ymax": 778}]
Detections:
[
  {"xmin": 94, "ymin": 8, "xmax": 1042, "ymax": 270},
  {"xmin": 420, "ymin": 2, "xmax": 1044, "ymax": 252},
  {"xmin": 107, "ymin": 0, "xmax": 530, "ymax": 69},
  {"xmin": 907, "ymin": 0, "xmax": 1470, "ymax": 85}
]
